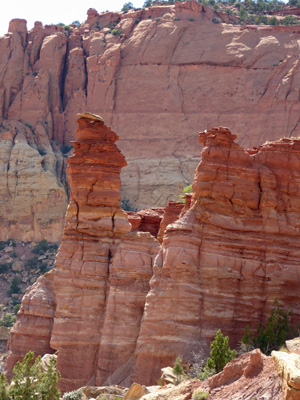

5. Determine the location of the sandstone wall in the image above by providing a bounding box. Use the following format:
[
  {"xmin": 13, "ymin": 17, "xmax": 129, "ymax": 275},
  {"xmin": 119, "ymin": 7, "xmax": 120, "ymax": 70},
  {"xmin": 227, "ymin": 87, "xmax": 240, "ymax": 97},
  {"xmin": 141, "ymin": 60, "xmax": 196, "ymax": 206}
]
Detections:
[
  {"xmin": 132, "ymin": 127, "xmax": 300, "ymax": 384},
  {"xmin": 4, "ymin": 2, "xmax": 300, "ymax": 239}
]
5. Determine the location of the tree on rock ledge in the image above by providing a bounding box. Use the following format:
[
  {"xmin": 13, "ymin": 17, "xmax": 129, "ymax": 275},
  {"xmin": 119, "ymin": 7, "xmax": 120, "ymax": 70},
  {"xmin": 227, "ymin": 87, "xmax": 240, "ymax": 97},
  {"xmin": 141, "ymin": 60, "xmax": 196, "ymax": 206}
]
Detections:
[{"xmin": 204, "ymin": 329, "xmax": 237, "ymax": 374}]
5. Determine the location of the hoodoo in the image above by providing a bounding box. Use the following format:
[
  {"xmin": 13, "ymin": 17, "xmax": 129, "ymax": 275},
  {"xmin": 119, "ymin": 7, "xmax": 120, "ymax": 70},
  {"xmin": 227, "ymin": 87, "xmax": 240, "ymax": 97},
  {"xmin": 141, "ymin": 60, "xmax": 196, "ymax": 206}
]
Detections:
[
  {"xmin": 5, "ymin": 123, "xmax": 300, "ymax": 391},
  {"xmin": 5, "ymin": 114, "xmax": 159, "ymax": 391},
  {"xmin": 133, "ymin": 127, "xmax": 300, "ymax": 384}
]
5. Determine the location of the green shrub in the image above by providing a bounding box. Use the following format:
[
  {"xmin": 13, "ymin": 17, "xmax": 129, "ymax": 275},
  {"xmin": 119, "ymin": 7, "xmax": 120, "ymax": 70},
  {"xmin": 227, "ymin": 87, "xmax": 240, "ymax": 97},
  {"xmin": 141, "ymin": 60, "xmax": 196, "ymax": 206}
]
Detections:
[
  {"xmin": 111, "ymin": 29, "xmax": 122, "ymax": 36},
  {"xmin": 192, "ymin": 391, "xmax": 209, "ymax": 400},
  {"xmin": 25, "ymin": 257, "xmax": 39, "ymax": 270},
  {"xmin": 0, "ymin": 373, "xmax": 9, "ymax": 400},
  {"xmin": 0, "ymin": 263, "xmax": 12, "ymax": 274},
  {"xmin": 212, "ymin": 18, "xmax": 221, "ymax": 23},
  {"xmin": 32, "ymin": 239, "xmax": 58, "ymax": 255},
  {"xmin": 282, "ymin": 15, "xmax": 299, "ymax": 25},
  {"xmin": 13, "ymin": 304, "xmax": 21, "ymax": 315},
  {"xmin": 204, "ymin": 329, "xmax": 236, "ymax": 374},
  {"xmin": 8, "ymin": 277, "xmax": 21, "ymax": 295},
  {"xmin": 268, "ymin": 16, "xmax": 279, "ymax": 25},
  {"xmin": 242, "ymin": 299, "xmax": 298, "ymax": 355},
  {"xmin": 173, "ymin": 356, "xmax": 185, "ymax": 384},
  {"xmin": 179, "ymin": 184, "xmax": 193, "ymax": 202},
  {"xmin": 122, "ymin": 1, "xmax": 134, "ymax": 11},
  {"xmin": 39, "ymin": 263, "xmax": 48, "ymax": 274},
  {"xmin": 0, "ymin": 313, "xmax": 17, "ymax": 327},
  {"xmin": 0, "ymin": 351, "xmax": 61, "ymax": 400},
  {"xmin": 62, "ymin": 389, "xmax": 83, "ymax": 400},
  {"xmin": 0, "ymin": 242, "xmax": 6, "ymax": 251}
]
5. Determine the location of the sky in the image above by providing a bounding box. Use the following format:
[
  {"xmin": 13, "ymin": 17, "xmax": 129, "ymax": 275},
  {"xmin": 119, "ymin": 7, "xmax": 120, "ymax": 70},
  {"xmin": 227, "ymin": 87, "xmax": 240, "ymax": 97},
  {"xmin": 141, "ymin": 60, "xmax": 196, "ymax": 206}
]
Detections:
[{"xmin": 1, "ymin": 0, "xmax": 145, "ymax": 36}]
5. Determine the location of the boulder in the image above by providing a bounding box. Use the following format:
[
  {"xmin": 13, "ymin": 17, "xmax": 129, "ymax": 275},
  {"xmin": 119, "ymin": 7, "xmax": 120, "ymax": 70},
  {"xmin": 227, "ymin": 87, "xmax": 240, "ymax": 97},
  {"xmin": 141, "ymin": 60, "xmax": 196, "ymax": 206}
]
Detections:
[{"xmin": 272, "ymin": 351, "xmax": 300, "ymax": 400}]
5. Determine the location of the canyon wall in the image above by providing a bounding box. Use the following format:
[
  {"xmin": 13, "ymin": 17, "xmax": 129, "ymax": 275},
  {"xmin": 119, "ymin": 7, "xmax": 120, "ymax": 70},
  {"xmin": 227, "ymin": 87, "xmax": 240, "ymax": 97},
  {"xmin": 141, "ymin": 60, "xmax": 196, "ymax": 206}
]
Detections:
[
  {"xmin": 5, "ymin": 122, "xmax": 300, "ymax": 391},
  {"xmin": 3, "ymin": 1, "xmax": 300, "ymax": 239}
]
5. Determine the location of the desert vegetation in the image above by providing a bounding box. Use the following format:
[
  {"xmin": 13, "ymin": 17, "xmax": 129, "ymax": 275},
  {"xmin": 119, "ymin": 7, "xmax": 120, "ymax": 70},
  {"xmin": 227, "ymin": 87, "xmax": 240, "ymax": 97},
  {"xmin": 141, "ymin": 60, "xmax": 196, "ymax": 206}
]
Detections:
[
  {"xmin": 120, "ymin": 0, "xmax": 300, "ymax": 25},
  {"xmin": 0, "ymin": 352, "xmax": 60, "ymax": 400},
  {"xmin": 171, "ymin": 300, "xmax": 298, "ymax": 386}
]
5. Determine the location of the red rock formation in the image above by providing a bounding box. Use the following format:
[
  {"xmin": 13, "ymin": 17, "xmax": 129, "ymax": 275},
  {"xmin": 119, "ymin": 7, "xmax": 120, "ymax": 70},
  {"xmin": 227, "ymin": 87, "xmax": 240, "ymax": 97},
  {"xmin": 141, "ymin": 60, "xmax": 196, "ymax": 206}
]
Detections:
[
  {"xmin": 5, "ymin": 270, "xmax": 56, "ymax": 379},
  {"xmin": 5, "ymin": 114, "xmax": 159, "ymax": 392},
  {"xmin": 6, "ymin": 2, "xmax": 300, "ymax": 241},
  {"xmin": 132, "ymin": 127, "xmax": 300, "ymax": 385},
  {"xmin": 0, "ymin": 119, "xmax": 67, "ymax": 242},
  {"xmin": 127, "ymin": 208, "xmax": 164, "ymax": 238},
  {"xmin": 157, "ymin": 201, "xmax": 184, "ymax": 243}
]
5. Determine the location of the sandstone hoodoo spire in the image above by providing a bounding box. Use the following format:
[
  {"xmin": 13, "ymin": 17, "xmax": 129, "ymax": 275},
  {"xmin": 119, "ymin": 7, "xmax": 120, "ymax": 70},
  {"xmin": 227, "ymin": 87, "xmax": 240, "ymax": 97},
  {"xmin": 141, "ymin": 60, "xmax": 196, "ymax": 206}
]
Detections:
[
  {"xmin": 64, "ymin": 112, "xmax": 131, "ymax": 237},
  {"xmin": 5, "ymin": 114, "xmax": 159, "ymax": 391}
]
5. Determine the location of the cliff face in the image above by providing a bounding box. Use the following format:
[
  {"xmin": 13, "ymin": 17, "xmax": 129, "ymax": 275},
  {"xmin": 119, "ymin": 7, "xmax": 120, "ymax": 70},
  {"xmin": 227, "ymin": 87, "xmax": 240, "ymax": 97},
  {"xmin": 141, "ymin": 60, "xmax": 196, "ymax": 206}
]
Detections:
[
  {"xmin": 4, "ymin": 1, "xmax": 300, "ymax": 240},
  {"xmin": 6, "ymin": 123, "xmax": 300, "ymax": 391},
  {"xmin": 133, "ymin": 127, "xmax": 300, "ymax": 384}
]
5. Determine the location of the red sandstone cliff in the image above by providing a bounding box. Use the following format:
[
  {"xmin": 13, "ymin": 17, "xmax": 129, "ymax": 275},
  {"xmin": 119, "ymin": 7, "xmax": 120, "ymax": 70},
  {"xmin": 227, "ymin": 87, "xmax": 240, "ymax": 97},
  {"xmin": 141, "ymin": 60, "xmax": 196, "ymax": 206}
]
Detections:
[
  {"xmin": 5, "ymin": 114, "xmax": 159, "ymax": 391},
  {"xmin": 4, "ymin": 1, "xmax": 300, "ymax": 240},
  {"xmin": 6, "ymin": 123, "xmax": 300, "ymax": 392},
  {"xmin": 132, "ymin": 127, "xmax": 300, "ymax": 384}
]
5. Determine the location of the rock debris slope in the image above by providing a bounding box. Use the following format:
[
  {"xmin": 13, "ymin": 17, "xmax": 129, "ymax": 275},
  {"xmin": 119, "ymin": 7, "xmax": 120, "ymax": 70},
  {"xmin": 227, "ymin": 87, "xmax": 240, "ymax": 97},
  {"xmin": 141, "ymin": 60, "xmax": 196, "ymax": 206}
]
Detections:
[
  {"xmin": 4, "ymin": 2, "xmax": 300, "ymax": 240},
  {"xmin": 5, "ymin": 123, "xmax": 300, "ymax": 392}
]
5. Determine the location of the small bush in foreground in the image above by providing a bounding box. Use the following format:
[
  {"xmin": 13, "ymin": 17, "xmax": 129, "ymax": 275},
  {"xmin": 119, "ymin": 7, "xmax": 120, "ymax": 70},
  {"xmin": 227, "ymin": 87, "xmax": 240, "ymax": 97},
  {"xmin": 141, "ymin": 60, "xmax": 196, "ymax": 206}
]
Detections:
[
  {"xmin": 173, "ymin": 356, "xmax": 185, "ymax": 384},
  {"xmin": 204, "ymin": 329, "xmax": 237, "ymax": 374},
  {"xmin": 62, "ymin": 389, "xmax": 82, "ymax": 400},
  {"xmin": 0, "ymin": 351, "xmax": 60, "ymax": 400},
  {"xmin": 192, "ymin": 391, "xmax": 209, "ymax": 400}
]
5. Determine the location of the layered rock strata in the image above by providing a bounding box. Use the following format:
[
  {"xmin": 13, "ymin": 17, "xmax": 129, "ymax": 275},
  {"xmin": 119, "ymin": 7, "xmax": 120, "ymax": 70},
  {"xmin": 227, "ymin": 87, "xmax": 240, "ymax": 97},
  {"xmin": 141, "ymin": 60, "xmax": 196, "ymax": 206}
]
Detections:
[
  {"xmin": 6, "ymin": 125, "xmax": 300, "ymax": 392},
  {"xmin": 5, "ymin": 114, "xmax": 159, "ymax": 391},
  {"xmin": 272, "ymin": 350, "xmax": 300, "ymax": 400},
  {"xmin": 127, "ymin": 208, "xmax": 165, "ymax": 238},
  {"xmin": 0, "ymin": 119, "xmax": 67, "ymax": 241},
  {"xmin": 157, "ymin": 201, "xmax": 185, "ymax": 243},
  {"xmin": 5, "ymin": 269, "xmax": 56, "ymax": 378},
  {"xmin": 6, "ymin": 2, "xmax": 300, "ymax": 241},
  {"xmin": 132, "ymin": 127, "xmax": 300, "ymax": 384}
]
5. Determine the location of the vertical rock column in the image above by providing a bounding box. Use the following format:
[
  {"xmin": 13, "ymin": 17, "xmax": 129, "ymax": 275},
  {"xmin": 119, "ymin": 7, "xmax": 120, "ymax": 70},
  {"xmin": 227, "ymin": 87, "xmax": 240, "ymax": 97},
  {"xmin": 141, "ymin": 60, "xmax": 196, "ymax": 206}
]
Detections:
[
  {"xmin": 50, "ymin": 113, "xmax": 132, "ymax": 391},
  {"xmin": 133, "ymin": 127, "xmax": 300, "ymax": 385}
]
